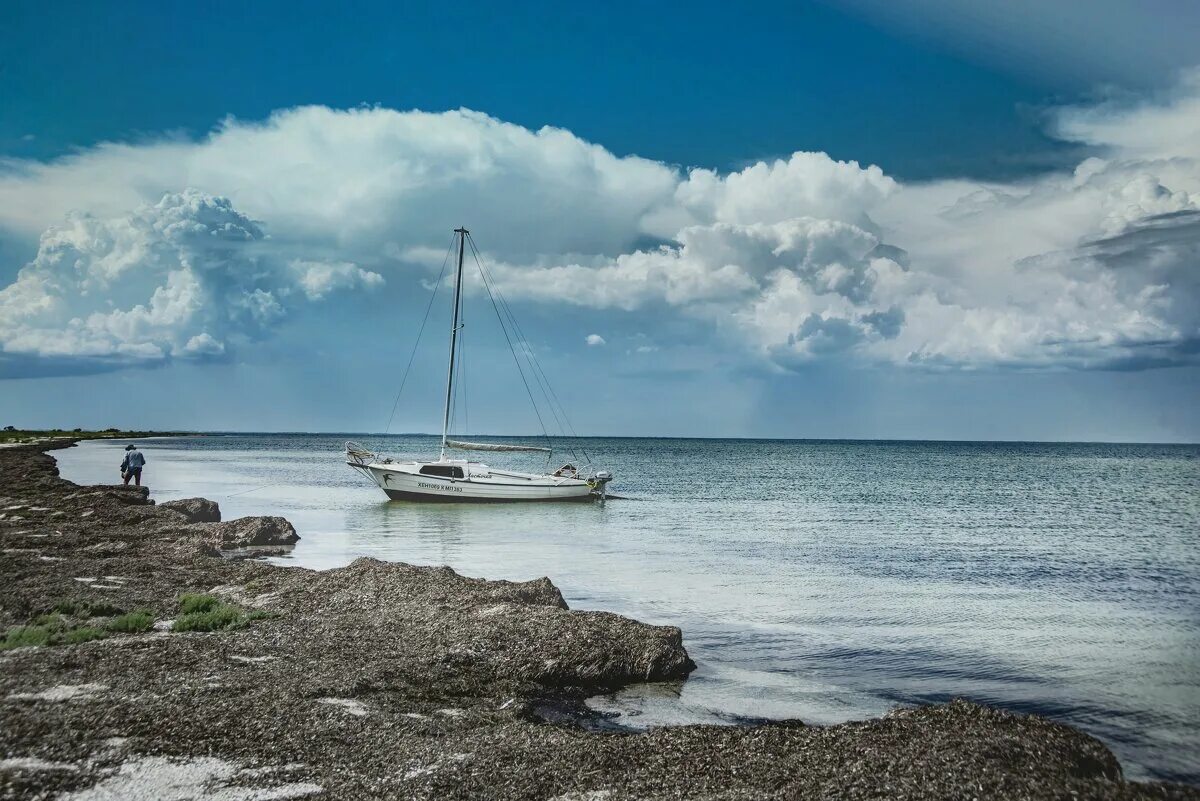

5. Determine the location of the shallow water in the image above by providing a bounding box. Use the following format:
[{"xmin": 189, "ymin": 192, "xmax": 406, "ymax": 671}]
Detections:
[{"xmin": 57, "ymin": 434, "xmax": 1200, "ymax": 783}]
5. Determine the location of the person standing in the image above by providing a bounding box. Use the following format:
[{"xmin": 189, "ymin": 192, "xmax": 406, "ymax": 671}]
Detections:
[{"xmin": 121, "ymin": 444, "xmax": 147, "ymax": 487}]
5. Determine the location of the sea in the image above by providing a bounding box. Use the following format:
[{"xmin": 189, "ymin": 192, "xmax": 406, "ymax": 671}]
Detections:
[{"xmin": 55, "ymin": 434, "xmax": 1200, "ymax": 784}]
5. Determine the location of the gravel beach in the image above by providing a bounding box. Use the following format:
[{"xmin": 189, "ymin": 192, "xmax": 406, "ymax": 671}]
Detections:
[{"xmin": 1, "ymin": 442, "xmax": 1195, "ymax": 800}]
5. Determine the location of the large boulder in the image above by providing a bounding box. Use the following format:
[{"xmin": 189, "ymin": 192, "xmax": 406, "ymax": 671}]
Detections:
[
  {"xmin": 255, "ymin": 558, "xmax": 695, "ymax": 694},
  {"xmin": 160, "ymin": 497, "xmax": 221, "ymax": 523},
  {"xmin": 203, "ymin": 516, "xmax": 298, "ymax": 550}
]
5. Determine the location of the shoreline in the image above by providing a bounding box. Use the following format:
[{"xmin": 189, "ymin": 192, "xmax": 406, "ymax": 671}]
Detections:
[
  {"xmin": 0, "ymin": 430, "xmax": 199, "ymax": 449},
  {"xmin": 1, "ymin": 441, "xmax": 1195, "ymax": 800}
]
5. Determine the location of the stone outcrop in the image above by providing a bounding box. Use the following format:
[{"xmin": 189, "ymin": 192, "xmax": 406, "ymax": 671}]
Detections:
[
  {"xmin": 159, "ymin": 497, "xmax": 221, "ymax": 523},
  {"xmin": 250, "ymin": 557, "xmax": 695, "ymax": 694},
  {"xmin": 104, "ymin": 485, "xmax": 153, "ymax": 505},
  {"xmin": 202, "ymin": 515, "xmax": 298, "ymax": 550}
]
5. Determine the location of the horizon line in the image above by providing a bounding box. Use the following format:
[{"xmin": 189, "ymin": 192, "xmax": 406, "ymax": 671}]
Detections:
[{"xmin": 129, "ymin": 430, "xmax": 1200, "ymax": 447}]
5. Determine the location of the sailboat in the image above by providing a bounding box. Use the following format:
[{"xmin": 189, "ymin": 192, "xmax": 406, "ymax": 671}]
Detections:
[{"xmin": 345, "ymin": 227, "xmax": 613, "ymax": 502}]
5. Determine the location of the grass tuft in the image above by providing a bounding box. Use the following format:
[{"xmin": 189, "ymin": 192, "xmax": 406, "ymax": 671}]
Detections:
[
  {"xmin": 172, "ymin": 604, "xmax": 244, "ymax": 632},
  {"xmin": 63, "ymin": 627, "xmax": 107, "ymax": 644},
  {"xmin": 2, "ymin": 626, "xmax": 52, "ymax": 650},
  {"xmin": 106, "ymin": 610, "xmax": 155, "ymax": 633},
  {"xmin": 51, "ymin": 600, "xmax": 84, "ymax": 616},
  {"xmin": 178, "ymin": 593, "xmax": 220, "ymax": 614},
  {"xmin": 50, "ymin": 600, "xmax": 124, "ymax": 618}
]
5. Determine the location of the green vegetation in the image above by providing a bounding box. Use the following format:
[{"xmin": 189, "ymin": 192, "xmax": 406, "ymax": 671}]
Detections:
[
  {"xmin": 0, "ymin": 427, "xmax": 192, "ymax": 444},
  {"xmin": 63, "ymin": 627, "xmax": 108, "ymax": 644},
  {"xmin": 1, "ymin": 600, "xmax": 161, "ymax": 650},
  {"xmin": 2, "ymin": 621, "xmax": 111, "ymax": 650},
  {"xmin": 2, "ymin": 625, "xmax": 53, "ymax": 649},
  {"xmin": 2, "ymin": 593, "xmax": 272, "ymax": 647},
  {"xmin": 106, "ymin": 610, "xmax": 155, "ymax": 633},
  {"xmin": 50, "ymin": 600, "xmax": 86, "ymax": 616},
  {"xmin": 51, "ymin": 599, "xmax": 124, "ymax": 617},
  {"xmin": 171, "ymin": 593, "xmax": 275, "ymax": 633},
  {"xmin": 173, "ymin": 605, "xmax": 244, "ymax": 632},
  {"xmin": 178, "ymin": 593, "xmax": 221, "ymax": 614}
]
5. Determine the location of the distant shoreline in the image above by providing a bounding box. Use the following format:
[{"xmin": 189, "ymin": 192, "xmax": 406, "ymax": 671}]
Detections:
[
  {"xmin": 0, "ymin": 428, "xmax": 198, "ymax": 447},
  {"xmin": 52, "ymin": 430, "xmax": 1200, "ymax": 447}
]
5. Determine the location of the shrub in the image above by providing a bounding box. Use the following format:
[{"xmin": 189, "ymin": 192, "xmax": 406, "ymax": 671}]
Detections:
[
  {"xmin": 2, "ymin": 626, "xmax": 52, "ymax": 650},
  {"xmin": 178, "ymin": 593, "xmax": 220, "ymax": 614},
  {"xmin": 107, "ymin": 611, "xmax": 155, "ymax": 633},
  {"xmin": 51, "ymin": 600, "xmax": 124, "ymax": 618},
  {"xmin": 63, "ymin": 627, "xmax": 107, "ymax": 644},
  {"xmin": 51, "ymin": 600, "xmax": 84, "ymax": 616},
  {"xmin": 33, "ymin": 613, "xmax": 68, "ymax": 629},
  {"xmin": 172, "ymin": 604, "xmax": 244, "ymax": 633}
]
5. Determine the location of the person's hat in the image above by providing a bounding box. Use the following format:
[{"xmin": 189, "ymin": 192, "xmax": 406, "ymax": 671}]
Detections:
[{"xmin": 125, "ymin": 444, "xmax": 136, "ymax": 450}]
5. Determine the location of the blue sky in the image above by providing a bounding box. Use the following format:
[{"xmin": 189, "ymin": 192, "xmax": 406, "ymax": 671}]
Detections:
[{"xmin": 1, "ymin": 0, "xmax": 1198, "ymax": 441}]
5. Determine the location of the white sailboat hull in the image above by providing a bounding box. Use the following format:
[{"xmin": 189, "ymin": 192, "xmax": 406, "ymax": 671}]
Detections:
[{"xmin": 349, "ymin": 461, "xmax": 599, "ymax": 503}]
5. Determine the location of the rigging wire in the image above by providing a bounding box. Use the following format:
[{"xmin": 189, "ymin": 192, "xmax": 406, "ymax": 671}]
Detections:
[
  {"xmin": 470, "ymin": 240, "xmax": 575, "ymax": 457},
  {"xmin": 466, "ymin": 234, "xmax": 590, "ymax": 463},
  {"xmin": 384, "ymin": 235, "xmax": 456, "ymax": 434},
  {"xmin": 464, "ymin": 234, "xmax": 553, "ymax": 451}
]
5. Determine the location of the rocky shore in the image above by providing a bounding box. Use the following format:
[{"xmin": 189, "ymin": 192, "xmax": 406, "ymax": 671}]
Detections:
[{"xmin": 1, "ymin": 443, "xmax": 1194, "ymax": 800}]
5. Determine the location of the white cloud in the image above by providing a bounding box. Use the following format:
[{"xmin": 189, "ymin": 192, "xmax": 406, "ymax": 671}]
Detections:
[
  {"xmin": 585, "ymin": 334, "xmax": 606, "ymax": 346},
  {"xmin": 289, "ymin": 259, "xmax": 384, "ymax": 300},
  {"xmin": 0, "ymin": 190, "xmax": 384, "ymax": 373},
  {"xmin": 486, "ymin": 73, "xmax": 1200, "ymax": 370},
  {"xmin": 0, "ymin": 107, "xmax": 679, "ymax": 263},
  {"xmin": 0, "ymin": 72, "xmax": 1197, "ymax": 376},
  {"xmin": 673, "ymin": 152, "xmax": 897, "ymax": 230}
]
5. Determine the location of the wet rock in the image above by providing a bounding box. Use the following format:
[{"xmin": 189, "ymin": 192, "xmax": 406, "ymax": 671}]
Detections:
[
  {"xmin": 160, "ymin": 497, "xmax": 221, "ymax": 523},
  {"xmin": 202, "ymin": 516, "xmax": 298, "ymax": 550}
]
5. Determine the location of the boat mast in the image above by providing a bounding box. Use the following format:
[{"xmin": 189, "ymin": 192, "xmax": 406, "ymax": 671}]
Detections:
[{"xmin": 440, "ymin": 227, "xmax": 467, "ymax": 460}]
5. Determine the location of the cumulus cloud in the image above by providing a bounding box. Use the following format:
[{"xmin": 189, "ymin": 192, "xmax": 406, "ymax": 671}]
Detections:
[
  {"xmin": 484, "ymin": 73, "xmax": 1200, "ymax": 370},
  {"xmin": 0, "ymin": 72, "xmax": 1197, "ymax": 377},
  {"xmin": 585, "ymin": 334, "xmax": 606, "ymax": 346},
  {"xmin": 289, "ymin": 259, "xmax": 385, "ymax": 300},
  {"xmin": 0, "ymin": 107, "xmax": 679, "ymax": 262},
  {"xmin": 0, "ymin": 190, "xmax": 383, "ymax": 375}
]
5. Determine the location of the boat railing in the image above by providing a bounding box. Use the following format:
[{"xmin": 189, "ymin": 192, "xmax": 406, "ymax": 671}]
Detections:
[{"xmin": 345, "ymin": 441, "xmax": 378, "ymax": 466}]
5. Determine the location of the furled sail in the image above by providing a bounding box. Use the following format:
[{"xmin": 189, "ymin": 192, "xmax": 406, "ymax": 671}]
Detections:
[{"xmin": 445, "ymin": 439, "xmax": 551, "ymax": 453}]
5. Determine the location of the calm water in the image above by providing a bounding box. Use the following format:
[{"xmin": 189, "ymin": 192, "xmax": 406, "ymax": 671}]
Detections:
[{"xmin": 57, "ymin": 435, "xmax": 1200, "ymax": 783}]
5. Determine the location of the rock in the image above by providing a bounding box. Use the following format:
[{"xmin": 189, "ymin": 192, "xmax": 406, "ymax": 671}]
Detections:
[
  {"xmin": 160, "ymin": 497, "xmax": 221, "ymax": 523},
  {"xmin": 254, "ymin": 557, "xmax": 695, "ymax": 693},
  {"xmin": 203, "ymin": 516, "xmax": 299, "ymax": 550},
  {"xmin": 104, "ymin": 486, "xmax": 151, "ymax": 505}
]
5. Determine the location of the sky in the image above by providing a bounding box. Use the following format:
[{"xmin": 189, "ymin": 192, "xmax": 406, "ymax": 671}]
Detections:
[{"xmin": 1, "ymin": 0, "xmax": 1198, "ymax": 441}]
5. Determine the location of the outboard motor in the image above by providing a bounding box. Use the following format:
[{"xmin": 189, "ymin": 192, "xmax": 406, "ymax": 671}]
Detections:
[{"xmin": 591, "ymin": 470, "xmax": 614, "ymax": 500}]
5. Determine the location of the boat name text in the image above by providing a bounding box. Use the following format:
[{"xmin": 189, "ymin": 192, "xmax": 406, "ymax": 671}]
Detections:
[{"xmin": 417, "ymin": 482, "xmax": 463, "ymax": 492}]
